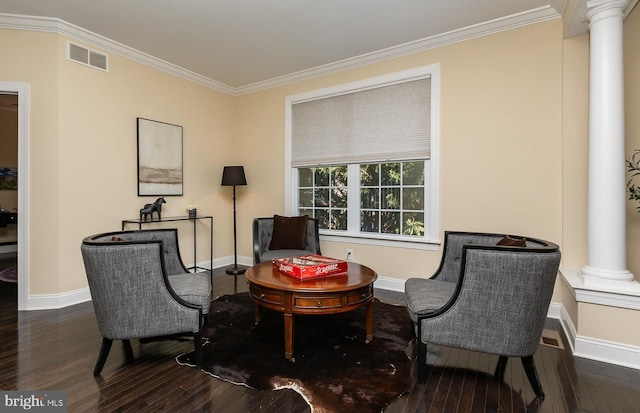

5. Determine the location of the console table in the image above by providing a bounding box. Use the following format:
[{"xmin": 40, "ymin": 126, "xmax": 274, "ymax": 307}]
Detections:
[{"xmin": 121, "ymin": 215, "xmax": 213, "ymax": 274}]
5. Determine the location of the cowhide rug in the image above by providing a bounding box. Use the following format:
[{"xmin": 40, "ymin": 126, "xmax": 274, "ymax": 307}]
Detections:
[{"xmin": 177, "ymin": 293, "xmax": 414, "ymax": 413}]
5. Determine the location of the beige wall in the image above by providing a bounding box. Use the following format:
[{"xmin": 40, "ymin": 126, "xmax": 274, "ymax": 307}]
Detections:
[
  {"xmin": 235, "ymin": 19, "xmax": 564, "ymax": 280},
  {"xmin": 626, "ymin": 7, "xmax": 640, "ymax": 278},
  {"xmin": 562, "ymin": 34, "xmax": 590, "ymax": 270},
  {"xmin": 0, "ymin": 20, "xmax": 565, "ymax": 291},
  {"xmin": 0, "ymin": 28, "xmax": 234, "ymax": 294},
  {"xmin": 0, "ymin": 29, "xmax": 61, "ymax": 294},
  {"xmin": 56, "ymin": 39, "xmax": 237, "ymax": 294}
]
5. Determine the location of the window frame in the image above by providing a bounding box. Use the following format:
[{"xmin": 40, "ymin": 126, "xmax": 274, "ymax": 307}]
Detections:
[{"xmin": 285, "ymin": 64, "xmax": 441, "ymax": 250}]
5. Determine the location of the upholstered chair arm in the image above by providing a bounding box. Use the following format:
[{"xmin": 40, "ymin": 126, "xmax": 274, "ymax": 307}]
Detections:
[{"xmin": 253, "ymin": 218, "xmax": 273, "ymax": 264}]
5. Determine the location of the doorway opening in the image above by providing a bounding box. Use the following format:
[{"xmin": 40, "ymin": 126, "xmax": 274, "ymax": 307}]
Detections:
[
  {"xmin": 0, "ymin": 93, "xmax": 18, "ymax": 309},
  {"xmin": 0, "ymin": 82, "xmax": 29, "ymax": 310}
]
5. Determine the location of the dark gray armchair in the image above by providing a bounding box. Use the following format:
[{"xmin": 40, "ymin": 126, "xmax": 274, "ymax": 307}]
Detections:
[
  {"xmin": 252, "ymin": 216, "xmax": 321, "ymax": 264},
  {"xmin": 405, "ymin": 231, "xmax": 561, "ymax": 398},
  {"xmin": 81, "ymin": 229, "xmax": 211, "ymax": 375}
]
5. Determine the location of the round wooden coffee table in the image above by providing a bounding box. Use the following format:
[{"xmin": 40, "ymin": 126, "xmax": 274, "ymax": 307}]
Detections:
[{"xmin": 245, "ymin": 261, "xmax": 377, "ymax": 362}]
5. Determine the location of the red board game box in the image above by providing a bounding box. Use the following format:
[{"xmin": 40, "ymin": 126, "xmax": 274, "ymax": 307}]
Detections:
[{"xmin": 272, "ymin": 254, "xmax": 348, "ymax": 279}]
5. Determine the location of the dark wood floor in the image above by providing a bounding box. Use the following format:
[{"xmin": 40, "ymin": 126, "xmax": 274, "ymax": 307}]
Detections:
[{"xmin": 2, "ymin": 263, "xmax": 640, "ymax": 412}]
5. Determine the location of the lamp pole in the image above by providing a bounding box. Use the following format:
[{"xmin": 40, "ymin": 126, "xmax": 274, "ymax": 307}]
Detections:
[{"xmin": 226, "ymin": 184, "xmax": 243, "ymax": 275}]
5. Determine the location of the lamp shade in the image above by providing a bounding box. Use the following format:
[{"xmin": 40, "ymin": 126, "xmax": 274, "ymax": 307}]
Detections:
[{"xmin": 221, "ymin": 166, "xmax": 247, "ymax": 186}]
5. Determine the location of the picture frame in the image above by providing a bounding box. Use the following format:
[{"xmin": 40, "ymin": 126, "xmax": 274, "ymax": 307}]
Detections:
[{"xmin": 137, "ymin": 117, "xmax": 183, "ymax": 196}]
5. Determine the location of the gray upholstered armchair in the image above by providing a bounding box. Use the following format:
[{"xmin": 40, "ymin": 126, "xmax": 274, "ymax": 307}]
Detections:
[
  {"xmin": 405, "ymin": 231, "xmax": 561, "ymax": 398},
  {"xmin": 253, "ymin": 215, "xmax": 321, "ymax": 264},
  {"xmin": 81, "ymin": 229, "xmax": 211, "ymax": 375}
]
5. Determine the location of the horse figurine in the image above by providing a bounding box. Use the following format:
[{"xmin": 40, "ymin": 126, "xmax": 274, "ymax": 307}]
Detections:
[{"xmin": 140, "ymin": 197, "xmax": 166, "ymax": 222}]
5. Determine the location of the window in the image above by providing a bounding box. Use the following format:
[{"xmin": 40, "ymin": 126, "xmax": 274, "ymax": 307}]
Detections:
[
  {"xmin": 299, "ymin": 166, "xmax": 348, "ymax": 231},
  {"xmin": 360, "ymin": 161, "xmax": 425, "ymax": 236},
  {"xmin": 286, "ymin": 65, "xmax": 440, "ymax": 247}
]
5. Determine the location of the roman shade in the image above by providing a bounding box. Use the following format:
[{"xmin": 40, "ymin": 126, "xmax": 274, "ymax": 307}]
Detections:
[{"xmin": 291, "ymin": 78, "xmax": 431, "ymax": 167}]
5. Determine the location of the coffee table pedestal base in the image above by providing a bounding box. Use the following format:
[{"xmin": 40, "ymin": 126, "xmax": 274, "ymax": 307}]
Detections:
[{"xmin": 249, "ymin": 283, "xmax": 374, "ymax": 362}]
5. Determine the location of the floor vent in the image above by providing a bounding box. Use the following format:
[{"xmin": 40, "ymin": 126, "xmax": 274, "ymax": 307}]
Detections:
[
  {"xmin": 67, "ymin": 42, "xmax": 108, "ymax": 71},
  {"xmin": 540, "ymin": 329, "xmax": 564, "ymax": 349}
]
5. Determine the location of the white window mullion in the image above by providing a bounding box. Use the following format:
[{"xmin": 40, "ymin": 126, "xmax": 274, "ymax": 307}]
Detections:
[
  {"xmin": 290, "ymin": 167, "xmax": 299, "ymax": 214},
  {"xmin": 347, "ymin": 164, "xmax": 360, "ymax": 233}
]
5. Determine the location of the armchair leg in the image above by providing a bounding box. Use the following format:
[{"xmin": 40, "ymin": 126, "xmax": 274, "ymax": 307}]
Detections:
[
  {"xmin": 94, "ymin": 338, "xmax": 113, "ymax": 376},
  {"xmin": 522, "ymin": 356, "xmax": 545, "ymax": 399},
  {"xmin": 194, "ymin": 331, "xmax": 203, "ymax": 369},
  {"xmin": 123, "ymin": 340, "xmax": 134, "ymax": 362},
  {"xmin": 417, "ymin": 341, "xmax": 428, "ymax": 383},
  {"xmin": 415, "ymin": 319, "xmax": 428, "ymax": 384},
  {"xmin": 494, "ymin": 355, "xmax": 509, "ymax": 381}
]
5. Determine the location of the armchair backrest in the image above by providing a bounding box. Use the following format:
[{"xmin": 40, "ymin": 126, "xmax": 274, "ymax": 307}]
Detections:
[
  {"xmin": 81, "ymin": 230, "xmax": 201, "ymax": 340},
  {"xmin": 253, "ymin": 217, "xmax": 321, "ymax": 263},
  {"xmin": 89, "ymin": 229, "xmax": 188, "ymax": 275},
  {"xmin": 434, "ymin": 231, "xmax": 552, "ymax": 283}
]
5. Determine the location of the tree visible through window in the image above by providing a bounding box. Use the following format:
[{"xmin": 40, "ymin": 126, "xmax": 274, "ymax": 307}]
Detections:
[
  {"xmin": 360, "ymin": 161, "xmax": 425, "ymax": 236},
  {"xmin": 299, "ymin": 166, "xmax": 348, "ymax": 230}
]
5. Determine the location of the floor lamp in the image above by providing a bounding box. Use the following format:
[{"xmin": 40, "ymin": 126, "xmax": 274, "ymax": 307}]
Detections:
[{"xmin": 221, "ymin": 166, "xmax": 247, "ymax": 292}]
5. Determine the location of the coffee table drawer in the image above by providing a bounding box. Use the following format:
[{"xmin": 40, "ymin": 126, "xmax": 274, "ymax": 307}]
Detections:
[
  {"xmin": 250, "ymin": 285, "xmax": 284, "ymax": 307},
  {"xmin": 346, "ymin": 287, "xmax": 373, "ymax": 306},
  {"xmin": 294, "ymin": 295, "xmax": 343, "ymax": 310}
]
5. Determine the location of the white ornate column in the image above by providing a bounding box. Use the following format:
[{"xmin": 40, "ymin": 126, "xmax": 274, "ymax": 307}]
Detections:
[{"xmin": 580, "ymin": 0, "xmax": 634, "ymax": 285}]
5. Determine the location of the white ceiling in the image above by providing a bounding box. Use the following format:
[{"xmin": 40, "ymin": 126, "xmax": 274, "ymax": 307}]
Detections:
[{"xmin": 0, "ymin": 0, "xmax": 590, "ymax": 92}]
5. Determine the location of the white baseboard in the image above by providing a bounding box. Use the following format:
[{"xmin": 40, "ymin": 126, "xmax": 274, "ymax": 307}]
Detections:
[
  {"xmin": 572, "ymin": 336, "xmax": 640, "ymax": 370},
  {"xmin": 24, "ymin": 257, "xmax": 251, "ymax": 310},
  {"xmin": 374, "ymin": 275, "xmax": 405, "ymax": 292},
  {"xmin": 549, "ymin": 301, "xmax": 640, "ymax": 370},
  {"xmin": 194, "ymin": 255, "xmax": 253, "ymax": 271},
  {"xmin": 27, "ymin": 287, "xmax": 92, "ymax": 310}
]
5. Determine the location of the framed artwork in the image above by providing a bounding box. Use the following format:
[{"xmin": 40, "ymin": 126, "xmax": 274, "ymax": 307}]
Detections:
[
  {"xmin": 0, "ymin": 167, "xmax": 17, "ymax": 191},
  {"xmin": 137, "ymin": 117, "xmax": 183, "ymax": 196}
]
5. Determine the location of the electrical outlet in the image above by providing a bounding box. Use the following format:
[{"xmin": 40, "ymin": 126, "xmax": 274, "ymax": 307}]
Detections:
[{"xmin": 346, "ymin": 248, "xmax": 354, "ymax": 261}]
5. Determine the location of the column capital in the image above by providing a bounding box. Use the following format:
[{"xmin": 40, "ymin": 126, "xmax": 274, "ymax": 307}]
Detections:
[{"xmin": 586, "ymin": 0, "xmax": 630, "ymax": 22}]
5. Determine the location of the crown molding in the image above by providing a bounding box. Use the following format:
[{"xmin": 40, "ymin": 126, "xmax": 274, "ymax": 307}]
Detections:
[
  {"xmin": 0, "ymin": 13, "xmax": 236, "ymax": 95},
  {"xmin": 564, "ymin": 0, "xmax": 638, "ymax": 38},
  {"xmin": 234, "ymin": 5, "xmax": 562, "ymax": 95},
  {"xmin": 1, "ymin": 7, "xmax": 562, "ymax": 97}
]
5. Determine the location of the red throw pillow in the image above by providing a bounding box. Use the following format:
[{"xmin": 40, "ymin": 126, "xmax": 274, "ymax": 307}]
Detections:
[
  {"xmin": 269, "ymin": 215, "xmax": 309, "ymax": 250},
  {"xmin": 496, "ymin": 235, "xmax": 527, "ymax": 247}
]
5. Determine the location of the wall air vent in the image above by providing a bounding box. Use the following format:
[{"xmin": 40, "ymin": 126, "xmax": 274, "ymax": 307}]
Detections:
[{"xmin": 67, "ymin": 42, "xmax": 108, "ymax": 71}]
